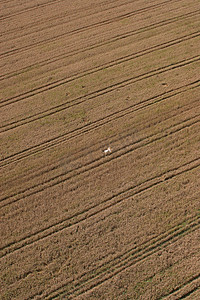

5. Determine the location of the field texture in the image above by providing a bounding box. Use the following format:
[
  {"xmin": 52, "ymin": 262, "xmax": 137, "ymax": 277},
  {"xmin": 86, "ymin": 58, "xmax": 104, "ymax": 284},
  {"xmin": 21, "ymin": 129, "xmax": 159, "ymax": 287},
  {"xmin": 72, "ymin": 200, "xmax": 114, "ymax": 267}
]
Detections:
[{"xmin": 0, "ymin": 0, "xmax": 200, "ymax": 299}]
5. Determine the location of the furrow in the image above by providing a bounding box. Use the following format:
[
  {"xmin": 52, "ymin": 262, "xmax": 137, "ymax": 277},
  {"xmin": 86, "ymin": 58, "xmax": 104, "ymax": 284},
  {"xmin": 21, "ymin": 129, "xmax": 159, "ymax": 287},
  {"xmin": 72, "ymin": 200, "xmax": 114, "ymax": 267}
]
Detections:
[
  {"xmin": 1, "ymin": 111, "xmax": 199, "ymax": 207},
  {"xmin": 0, "ymin": 0, "xmax": 188, "ymax": 58},
  {"xmin": 1, "ymin": 10, "xmax": 198, "ymax": 81},
  {"xmin": 0, "ymin": 154, "xmax": 199, "ymax": 259},
  {"xmin": 41, "ymin": 219, "xmax": 200, "ymax": 299}
]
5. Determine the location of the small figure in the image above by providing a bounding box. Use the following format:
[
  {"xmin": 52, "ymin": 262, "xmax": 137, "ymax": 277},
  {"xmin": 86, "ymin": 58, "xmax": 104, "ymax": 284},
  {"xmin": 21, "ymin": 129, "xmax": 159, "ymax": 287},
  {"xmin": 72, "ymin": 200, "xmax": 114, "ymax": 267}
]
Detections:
[{"xmin": 103, "ymin": 147, "xmax": 112, "ymax": 155}]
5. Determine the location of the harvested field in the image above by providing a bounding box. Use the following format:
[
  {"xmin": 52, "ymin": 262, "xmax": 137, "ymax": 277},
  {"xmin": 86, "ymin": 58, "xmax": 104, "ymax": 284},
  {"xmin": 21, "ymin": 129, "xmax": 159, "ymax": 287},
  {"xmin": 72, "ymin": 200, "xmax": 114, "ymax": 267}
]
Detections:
[{"xmin": 0, "ymin": 0, "xmax": 200, "ymax": 299}]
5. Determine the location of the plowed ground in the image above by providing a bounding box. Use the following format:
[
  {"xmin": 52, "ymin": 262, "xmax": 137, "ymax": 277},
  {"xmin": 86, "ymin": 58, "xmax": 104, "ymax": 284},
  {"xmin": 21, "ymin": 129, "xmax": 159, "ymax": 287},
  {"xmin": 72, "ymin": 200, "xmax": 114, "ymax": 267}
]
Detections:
[{"xmin": 0, "ymin": 0, "xmax": 200, "ymax": 299}]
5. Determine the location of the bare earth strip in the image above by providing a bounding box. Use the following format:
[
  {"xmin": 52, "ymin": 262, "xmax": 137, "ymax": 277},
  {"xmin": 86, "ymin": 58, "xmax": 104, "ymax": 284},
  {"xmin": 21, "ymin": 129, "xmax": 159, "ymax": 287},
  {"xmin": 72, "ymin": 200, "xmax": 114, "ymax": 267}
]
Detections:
[{"xmin": 0, "ymin": 0, "xmax": 200, "ymax": 299}]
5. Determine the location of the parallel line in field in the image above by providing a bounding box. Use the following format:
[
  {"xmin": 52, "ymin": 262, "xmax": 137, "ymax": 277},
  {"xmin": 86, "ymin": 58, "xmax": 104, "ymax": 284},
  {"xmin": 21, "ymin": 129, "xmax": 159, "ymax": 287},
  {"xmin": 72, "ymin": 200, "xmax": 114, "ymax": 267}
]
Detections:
[
  {"xmin": 0, "ymin": 0, "xmax": 16, "ymax": 4},
  {"xmin": 0, "ymin": 0, "xmax": 118, "ymax": 22},
  {"xmin": 0, "ymin": 0, "xmax": 139, "ymax": 38},
  {"xmin": 180, "ymin": 286, "xmax": 200, "ymax": 299},
  {"xmin": 161, "ymin": 274, "xmax": 200, "ymax": 299},
  {"xmin": 51, "ymin": 225, "xmax": 200, "ymax": 299},
  {"xmin": 0, "ymin": 0, "xmax": 188, "ymax": 58},
  {"xmin": 1, "ymin": 11, "xmax": 199, "ymax": 81},
  {"xmin": 1, "ymin": 1, "xmax": 199, "ymax": 298},
  {"xmin": 1, "ymin": 90, "xmax": 198, "ymax": 175},
  {"xmin": 0, "ymin": 0, "xmax": 59, "ymax": 4},
  {"xmin": 0, "ymin": 52, "xmax": 199, "ymax": 132},
  {"xmin": 1, "ymin": 103, "xmax": 199, "ymax": 207},
  {"xmin": 0, "ymin": 153, "xmax": 199, "ymax": 259},
  {"xmin": 40, "ymin": 219, "xmax": 200, "ymax": 299},
  {"xmin": 0, "ymin": 57, "xmax": 199, "ymax": 169},
  {"xmin": 1, "ymin": 43, "xmax": 199, "ymax": 115},
  {"xmin": 0, "ymin": 41, "xmax": 199, "ymax": 108},
  {"xmin": 0, "ymin": 86, "xmax": 199, "ymax": 199},
  {"xmin": 1, "ymin": 0, "xmax": 137, "ymax": 24},
  {"xmin": 2, "ymin": 83, "xmax": 198, "ymax": 188},
  {"xmin": 0, "ymin": 0, "xmax": 77, "ymax": 20},
  {"xmin": 0, "ymin": 0, "xmax": 19, "ymax": 3},
  {"xmin": 0, "ymin": 0, "xmax": 22, "ymax": 4},
  {"xmin": 3, "ymin": 104, "xmax": 199, "ymax": 193},
  {"xmin": 1, "ymin": 111, "xmax": 199, "ymax": 209},
  {"xmin": 1, "ymin": 160, "xmax": 199, "ymax": 260}
]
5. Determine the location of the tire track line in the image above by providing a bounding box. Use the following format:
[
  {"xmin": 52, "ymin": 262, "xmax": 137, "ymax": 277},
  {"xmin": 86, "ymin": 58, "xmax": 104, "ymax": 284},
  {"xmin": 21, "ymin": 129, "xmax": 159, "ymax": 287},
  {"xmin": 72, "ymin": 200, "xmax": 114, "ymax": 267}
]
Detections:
[
  {"xmin": 0, "ymin": 0, "xmax": 15, "ymax": 3},
  {"xmin": 1, "ymin": 159, "xmax": 199, "ymax": 260},
  {"xmin": 161, "ymin": 274, "xmax": 200, "ymax": 299},
  {"xmin": 0, "ymin": 32, "xmax": 200, "ymax": 127},
  {"xmin": 0, "ymin": 0, "xmax": 75, "ymax": 21},
  {"xmin": 0, "ymin": 154, "xmax": 199, "ymax": 259},
  {"xmin": 0, "ymin": 0, "xmax": 19, "ymax": 3},
  {"xmin": 0, "ymin": 95, "xmax": 199, "ymax": 168},
  {"xmin": 1, "ymin": 101, "xmax": 199, "ymax": 206},
  {"xmin": 0, "ymin": 54, "xmax": 199, "ymax": 132},
  {"xmin": 0, "ymin": 58, "xmax": 199, "ymax": 169},
  {"xmin": 0, "ymin": 83, "xmax": 199, "ymax": 197},
  {"xmin": 0, "ymin": 0, "xmax": 137, "ymax": 37},
  {"xmin": 0, "ymin": 0, "xmax": 114, "ymax": 21},
  {"xmin": 40, "ymin": 219, "xmax": 200, "ymax": 299},
  {"xmin": 1, "ymin": 39, "xmax": 199, "ymax": 109},
  {"xmin": 1, "ymin": 110, "xmax": 199, "ymax": 208},
  {"xmin": 2, "ymin": 86, "xmax": 198, "ymax": 187},
  {"xmin": 0, "ymin": 0, "xmax": 187, "ymax": 57},
  {"xmin": 1, "ymin": 10, "xmax": 198, "ymax": 81},
  {"xmin": 0, "ymin": 0, "xmax": 130, "ymax": 23},
  {"xmin": 179, "ymin": 286, "xmax": 200, "ymax": 299}
]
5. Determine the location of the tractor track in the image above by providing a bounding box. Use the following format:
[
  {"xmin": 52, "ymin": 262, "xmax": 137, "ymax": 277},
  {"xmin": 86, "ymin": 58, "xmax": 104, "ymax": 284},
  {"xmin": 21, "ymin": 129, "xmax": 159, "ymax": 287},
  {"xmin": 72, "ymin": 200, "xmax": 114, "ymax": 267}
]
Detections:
[
  {"xmin": 0, "ymin": 0, "xmax": 80, "ymax": 21},
  {"xmin": 0, "ymin": 0, "xmax": 118, "ymax": 21},
  {"xmin": 1, "ymin": 10, "xmax": 199, "ymax": 82},
  {"xmin": 0, "ymin": 49, "xmax": 199, "ymax": 134},
  {"xmin": 161, "ymin": 274, "xmax": 200, "ymax": 299},
  {"xmin": 179, "ymin": 286, "xmax": 200, "ymax": 299},
  {"xmin": 34, "ymin": 218, "xmax": 200, "ymax": 299},
  {"xmin": 0, "ymin": 32, "xmax": 199, "ymax": 128},
  {"xmin": 0, "ymin": 0, "xmax": 145, "ymax": 38},
  {"xmin": 1, "ymin": 1, "xmax": 200, "ymax": 299},
  {"xmin": 0, "ymin": 109, "xmax": 199, "ymax": 208},
  {"xmin": 0, "ymin": 57, "xmax": 199, "ymax": 170},
  {"xmin": 0, "ymin": 94, "xmax": 199, "ymax": 206},
  {"xmin": 0, "ymin": 136, "xmax": 199, "ymax": 261},
  {"xmin": 0, "ymin": 0, "xmax": 190, "ymax": 58},
  {"xmin": 0, "ymin": 44, "xmax": 199, "ymax": 108},
  {"xmin": 0, "ymin": 157, "xmax": 199, "ymax": 260},
  {"xmin": 1, "ymin": 82, "xmax": 199, "ymax": 188},
  {"xmin": 1, "ymin": 0, "xmax": 145, "ymax": 24}
]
